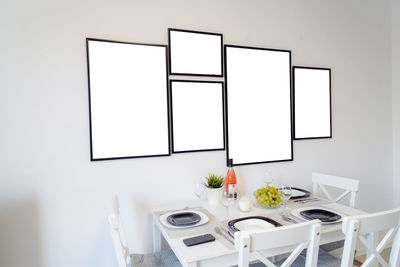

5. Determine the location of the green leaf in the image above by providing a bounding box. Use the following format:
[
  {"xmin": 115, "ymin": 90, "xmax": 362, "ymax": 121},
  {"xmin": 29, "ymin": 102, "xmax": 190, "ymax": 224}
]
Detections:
[{"xmin": 204, "ymin": 173, "xmax": 225, "ymax": 188}]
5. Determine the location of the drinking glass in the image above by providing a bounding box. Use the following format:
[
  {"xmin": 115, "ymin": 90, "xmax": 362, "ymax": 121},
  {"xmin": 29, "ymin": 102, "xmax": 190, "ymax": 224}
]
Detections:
[
  {"xmin": 278, "ymin": 185, "xmax": 292, "ymax": 215},
  {"xmin": 219, "ymin": 187, "xmax": 232, "ymax": 220},
  {"xmin": 194, "ymin": 182, "xmax": 205, "ymax": 200},
  {"xmin": 264, "ymin": 171, "xmax": 274, "ymax": 186}
]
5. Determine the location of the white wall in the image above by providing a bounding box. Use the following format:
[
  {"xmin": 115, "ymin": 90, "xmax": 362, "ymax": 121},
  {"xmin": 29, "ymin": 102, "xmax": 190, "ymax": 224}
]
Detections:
[
  {"xmin": 393, "ymin": 0, "xmax": 400, "ymax": 207},
  {"xmin": 0, "ymin": 0, "xmax": 394, "ymax": 267}
]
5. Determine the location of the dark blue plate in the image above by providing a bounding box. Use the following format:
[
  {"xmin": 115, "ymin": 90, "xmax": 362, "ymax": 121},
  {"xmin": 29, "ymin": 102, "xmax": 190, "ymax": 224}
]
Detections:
[
  {"xmin": 300, "ymin": 209, "xmax": 341, "ymax": 222},
  {"xmin": 167, "ymin": 212, "xmax": 201, "ymax": 226}
]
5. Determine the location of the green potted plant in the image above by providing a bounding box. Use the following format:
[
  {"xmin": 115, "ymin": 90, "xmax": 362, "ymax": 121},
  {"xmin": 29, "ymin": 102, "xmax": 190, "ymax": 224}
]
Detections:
[{"xmin": 204, "ymin": 173, "xmax": 224, "ymax": 205}]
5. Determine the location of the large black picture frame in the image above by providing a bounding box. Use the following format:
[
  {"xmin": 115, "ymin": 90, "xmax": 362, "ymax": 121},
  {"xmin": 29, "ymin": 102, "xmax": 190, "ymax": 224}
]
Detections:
[
  {"xmin": 86, "ymin": 38, "xmax": 171, "ymax": 161},
  {"xmin": 168, "ymin": 28, "xmax": 223, "ymax": 77},
  {"xmin": 225, "ymin": 45, "xmax": 293, "ymax": 166}
]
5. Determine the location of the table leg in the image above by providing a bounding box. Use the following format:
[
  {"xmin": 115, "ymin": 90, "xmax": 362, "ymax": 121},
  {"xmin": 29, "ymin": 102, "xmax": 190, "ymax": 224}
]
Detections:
[{"xmin": 153, "ymin": 217, "xmax": 162, "ymax": 253}]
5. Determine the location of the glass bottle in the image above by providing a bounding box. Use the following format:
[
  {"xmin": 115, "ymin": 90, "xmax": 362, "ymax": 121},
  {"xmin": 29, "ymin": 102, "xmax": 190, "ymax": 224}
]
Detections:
[{"xmin": 226, "ymin": 159, "xmax": 237, "ymax": 200}]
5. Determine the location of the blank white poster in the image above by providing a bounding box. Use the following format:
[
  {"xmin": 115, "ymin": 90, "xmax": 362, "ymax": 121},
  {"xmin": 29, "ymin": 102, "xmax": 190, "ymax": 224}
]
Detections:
[
  {"xmin": 171, "ymin": 81, "xmax": 224, "ymax": 152},
  {"xmin": 169, "ymin": 29, "xmax": 223, "ymax": 76},
  {"xmin": 87, "ymin": 39, "xmax": 170, "ymax": 160},
  {"xmin": 225, "ymin": 46, "xmax": 292, "ymax": 165},
  {"xmin": 294, "ymin": 67, "xmax": 331, "ymax": 139}
]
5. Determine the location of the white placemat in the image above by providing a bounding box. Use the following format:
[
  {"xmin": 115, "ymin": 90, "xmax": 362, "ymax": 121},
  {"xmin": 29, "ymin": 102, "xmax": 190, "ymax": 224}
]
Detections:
[{"xmin": 155, "ymin": 207, "xmax": 235, "ymax": 249}]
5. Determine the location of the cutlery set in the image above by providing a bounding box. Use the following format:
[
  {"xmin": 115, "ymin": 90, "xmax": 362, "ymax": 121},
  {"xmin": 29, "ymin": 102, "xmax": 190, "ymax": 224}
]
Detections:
[
  {"xmin": 214, "ymin": 226, "xmax": 234, "ymax": 245},
  {"xmin": 292, "ymin": 197, "xmax": 319, "ymax": 204},
  {"xmin": 280, "ymin": 213, "xmax": 298, "ymax": 224}
]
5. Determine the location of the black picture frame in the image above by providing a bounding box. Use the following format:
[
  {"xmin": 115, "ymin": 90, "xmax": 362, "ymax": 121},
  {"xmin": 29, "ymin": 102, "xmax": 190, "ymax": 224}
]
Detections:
[
  {"xmin": 168, "ymin": 28, "xmax": 223, "ymax": 77},
  {"xmin": 293, "ymin": 66, "xmax": 332, "ymax": 140},
  {"xmin": 225, "ymin": 45, "xmax": 293, "ymax": 166},
  {"xmin": 170, "ymin": 80, "xmax": 225, "ymax": 153},
  {"xmin": 86, "ymin": 38, "xmax": 171, "ymax": 161}
]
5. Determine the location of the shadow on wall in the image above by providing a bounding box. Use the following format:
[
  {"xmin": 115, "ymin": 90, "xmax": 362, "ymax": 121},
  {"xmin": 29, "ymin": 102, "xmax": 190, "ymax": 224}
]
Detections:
[{"xmin": 0, "ymin": 196, "xmax": 42, "ymax": 267}]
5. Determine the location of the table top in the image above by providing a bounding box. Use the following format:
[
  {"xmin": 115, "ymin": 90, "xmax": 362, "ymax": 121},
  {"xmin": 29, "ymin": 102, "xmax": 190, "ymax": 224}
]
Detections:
[{"xmin": 152, "ymin": 196, "xmax": 366, "ymax": 266}]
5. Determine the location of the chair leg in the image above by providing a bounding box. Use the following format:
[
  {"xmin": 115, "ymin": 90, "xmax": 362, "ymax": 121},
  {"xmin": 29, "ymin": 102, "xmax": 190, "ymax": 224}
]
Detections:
[{"xmin": 353, "ymin": 259, "xmax": 363, "ymax": 266}]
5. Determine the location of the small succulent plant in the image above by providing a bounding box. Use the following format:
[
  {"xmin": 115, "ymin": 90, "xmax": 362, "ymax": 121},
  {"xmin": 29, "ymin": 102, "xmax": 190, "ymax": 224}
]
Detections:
[{"xmin": 204, "ymin": 173, "xmax": 224, "ymax": 189}]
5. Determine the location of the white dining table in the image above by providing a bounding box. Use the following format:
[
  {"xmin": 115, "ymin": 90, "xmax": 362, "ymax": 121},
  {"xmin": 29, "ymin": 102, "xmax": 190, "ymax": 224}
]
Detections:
[{"xmin": 152, "ymin": 197, "xmax": 366, "ymax": 267}]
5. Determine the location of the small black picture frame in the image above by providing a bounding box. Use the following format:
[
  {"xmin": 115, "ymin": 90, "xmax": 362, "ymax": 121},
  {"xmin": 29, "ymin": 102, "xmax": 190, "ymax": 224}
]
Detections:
[
  {"xmin": 170, "ymin": 80, "xmax": 225, "ymax": 153},
  {"xmin": 293, "ymin": 66, "xmax": 332, "ymax": 140},
  {"xmin": 168, "ymin": 28, "xmax": 223, "ymax": 77}
]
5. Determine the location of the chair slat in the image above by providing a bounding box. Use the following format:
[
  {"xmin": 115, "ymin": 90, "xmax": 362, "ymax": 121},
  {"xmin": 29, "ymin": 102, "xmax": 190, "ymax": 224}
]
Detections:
[
  {"xmin": 246, "ymin": 221, "xmax": 317, "ymax": 250},
  {"xmin": 359, "ymin": 235, "xmax": 389, "ymax": 267},
  {"xmin": 312, "ymin": 173, "xmax": 359, "ymax": 208},
  {"xmin": 334, "ymin": 190, "xmax": 351, "ymax": 203},
  {"xmin": 318, "ymin": 184, "xmax": 334, "ymax": 201},
  {"xmin": 312, "ymin": 173, "xmax": 360, "ymax": 191},
  {"xmin": 253, "ymin": 251, "xmax": 275, "ymax": 267},
  {"xmin": 350, "ymin": 209, "xmax": 400, "ymax": 235},
  {"xmin": 281, "ymin": 242, "xmax": 308, "ymax": 267}
]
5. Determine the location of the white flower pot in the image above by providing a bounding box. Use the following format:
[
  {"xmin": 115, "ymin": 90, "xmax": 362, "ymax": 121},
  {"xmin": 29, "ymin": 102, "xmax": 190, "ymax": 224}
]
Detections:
[{"xmin": 206, "ymin": 187, "xmax": 222, "ymax": 205}]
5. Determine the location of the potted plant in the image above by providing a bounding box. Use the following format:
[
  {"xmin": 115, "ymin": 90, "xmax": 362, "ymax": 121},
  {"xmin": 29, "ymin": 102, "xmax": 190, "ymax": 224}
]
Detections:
[{"xmin": 204, "ymin": 173, "xmax": 224, "ymax": 205}]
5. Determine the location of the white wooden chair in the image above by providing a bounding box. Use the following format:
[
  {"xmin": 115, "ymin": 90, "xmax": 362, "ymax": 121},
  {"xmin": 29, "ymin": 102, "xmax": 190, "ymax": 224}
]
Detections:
[
  {"xmin": 235, "ymin": 220, "xmax": 340, "ymax": 267},
  {"xmin": 312, "ymin": 172, "xmax": 360, "ymax": 208},
  {"xmin": 108, "ymin": 196, "xmax": 181, "ymax": 267},
  {"xmin": 340, "ymin": 208, "xmax": 400, "ymax": 267},
  {"xmin": 312, "ymin": 173, "xmax": 360, "ymax": 254}
]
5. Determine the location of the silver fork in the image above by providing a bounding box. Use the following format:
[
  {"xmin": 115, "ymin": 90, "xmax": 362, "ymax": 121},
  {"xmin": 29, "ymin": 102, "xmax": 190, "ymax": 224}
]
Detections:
[
  {"xmin": 214, "ymin": 226, "xmax": 234, "ymax": 245},
  {"xmin": 280, "ymin": 213, "xmax": 298, "ymax": 224},
  {"xmin": 293, "ymin": 197, "xmax": 319, "ymax": 204}
]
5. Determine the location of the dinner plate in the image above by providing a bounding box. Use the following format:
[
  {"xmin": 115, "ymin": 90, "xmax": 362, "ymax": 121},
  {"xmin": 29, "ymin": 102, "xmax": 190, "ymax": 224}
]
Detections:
[
  {"xmin": 300, "ymin": 209, "xmax": 341, "ymax": 223},
  {"xmin": 290, "ymin": 206, "xmax": 345, "ymax": 224},
  {"xmin": 160, "ymin": 210, "xmax": 209, "ymax": 229},
  {"xmin": 290, "ymin": 187, "xmax": 311, "ymax": 199},
  {"xmin": 167, "ymin": 212, "xmax": 201, "ymax": 226},
  {"xmin": 228, "ymin": 216, "xmax": 282, "ymax": 236}
]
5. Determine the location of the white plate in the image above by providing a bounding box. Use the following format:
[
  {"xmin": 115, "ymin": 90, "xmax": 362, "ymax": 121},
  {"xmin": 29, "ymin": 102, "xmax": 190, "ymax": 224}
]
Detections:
[
  {"xmin": 291, "ymin": 189, "xmax": 307, "ymax": 197},
  {"xmin": 234, "ymin": 218, "xmax": 276, "ymax": 231},
  {"xmin": 290, "ymin": 206, "xmax": 345, "ymax": 225},
  {"xmin": 160, "ymin": 210, "xmax": 209, "ymax": 229}
]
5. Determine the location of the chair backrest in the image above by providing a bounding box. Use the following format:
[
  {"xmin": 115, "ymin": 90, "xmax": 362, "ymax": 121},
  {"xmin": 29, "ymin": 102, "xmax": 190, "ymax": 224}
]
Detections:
[
  {"xmin": 235, "ymin": 220, "xmax": 322, "ymax": 267},
  {"xmin": 108, "ymin": 196, "xmax": 130, "ymax": 267},
  {"xmin": 340, "ymin": 208, "xmax": 400, "ymax": 267},
  {"xmin": 312, "ymin": 172, "xmax": 360, "ymax": 207}
]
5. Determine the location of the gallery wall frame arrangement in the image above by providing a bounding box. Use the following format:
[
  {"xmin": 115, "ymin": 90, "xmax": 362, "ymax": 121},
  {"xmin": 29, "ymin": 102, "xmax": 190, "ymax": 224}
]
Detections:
[
  {"xmin": 85, "ymin": 28, "xmax": 333, "ymax": 164},
  {"xmin": 170, "ymin": 80, "xmax": 225, "ymax": 153},
  {"xmin": 86, "ymin": 38, "xmax": 170, "ymax": 161},
  {"xmin": 293, "ymin": 66, "xmax": 332, "ymax": 140},
  {"xmin": 224, "ymin": 45, "xmax": 293, "ymax": 166},
  {"xmin": 168, "ymin": 28, "xmax": 223, "ymax": 77}
]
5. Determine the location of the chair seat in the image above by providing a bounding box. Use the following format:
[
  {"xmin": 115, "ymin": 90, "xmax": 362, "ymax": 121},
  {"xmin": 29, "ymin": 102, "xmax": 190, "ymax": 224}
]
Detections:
[
  {"xmin": 249, "ymin": 249, "xmax": 341, "ymax": 267},
  {"xmin": 130, "ymin": 250, "xmax": 182, "ymax": 267},
  {"xmin": 320, "ymin": 240, "xmax": 345, "ymax": 252}
]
